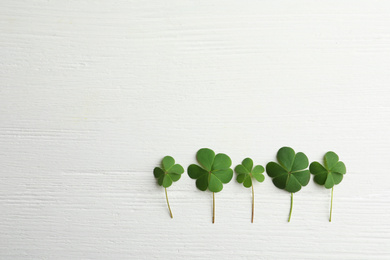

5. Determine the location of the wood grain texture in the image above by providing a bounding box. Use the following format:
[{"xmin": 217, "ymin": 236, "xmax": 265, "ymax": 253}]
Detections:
[{"xmin": 1, "ymin": 1, "xmax": 390, "ymax": 259}]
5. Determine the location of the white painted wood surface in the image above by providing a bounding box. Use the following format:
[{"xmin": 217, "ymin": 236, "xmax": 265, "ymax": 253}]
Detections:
[{"xmin": 1, "ymin": 1, "xmax": 390, "ymax": 259}]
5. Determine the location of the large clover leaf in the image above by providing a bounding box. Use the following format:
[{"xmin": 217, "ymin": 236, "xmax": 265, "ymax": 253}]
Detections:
[
  {"xmin": 187, "ymin": 148, "xmax": 233, "ymax": 193},
  {"xmin": 235, "ymin": 158, "xmax": 265, "ymax": 222},
  {"xmin": 266, "ymin": 147, "xmax": 310, "ymax": 222},
  {"xmin": 153, "ymin": 156, "xmax": 184, "ymax": 218},
  {"xmin": 309, "ymin": 151, "xmax": 346, "ymax": 222},
  {"xmin": 266, "ymin": 147, "xmax": 310, "ymax": 193},
  {"xmin": 188, "ymin": 148, "xmax": 233, "ymax": 223}
]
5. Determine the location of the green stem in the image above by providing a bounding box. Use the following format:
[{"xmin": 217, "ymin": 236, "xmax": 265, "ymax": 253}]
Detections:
[
  {"xmin": 212, "ymin": 192, "xmax": 215, "ymax": 224},
  {"xmin": 288, "ymin": 193, "xmax": 293, "ymax": 222},
  {"xmin": 165, "ymin": 188, "xmax": 173, "ymax": 218},
  {"xmin": 329, "ymin": 187, "xmax": 334, "ymax": 222},
  {"xmin": 251, "ymin": 184, "xmax": 254, "ymax": 223}
]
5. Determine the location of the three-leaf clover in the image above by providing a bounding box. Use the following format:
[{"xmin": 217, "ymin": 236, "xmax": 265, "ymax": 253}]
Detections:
[
  {"xmin": 266, "ymin": 147, "xmax": 310, "ymax": 222},
  {"xmin": 153, "ymin": 156, "xmax": 184, "ymax": 218},
  {"xmin": 235, "ymin": 158, "xmax": 265, "ymax": 223},
  {"xmin": 187, "ymin": 148, "xmax": 233, "ymax": 223},
  {"xmin": 309, "ymin": 151, "xmax": 346, "ymax": 222}
]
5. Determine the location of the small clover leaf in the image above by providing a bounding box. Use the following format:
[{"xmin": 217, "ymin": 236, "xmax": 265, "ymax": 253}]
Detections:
[
  {"xmin": 235, "ymin": 158, "xmax": 265, "ymax": 222},
  {"xmin": 153, "ymin": 156, "xmax": 184, "ymax": 218},
  {"xmin": 310, "ymin": 151, "xmax": 346, "ymax": 189},
  {"xmin": 310, "ymin": 151, "xmax": 346, "ymax": 222},
  {"xmin": 188, "ymin": 148, "xmax": 233, "ymax": 223},
  {"xmin": 266, "ymin": 147, "xmax": 310, "ymax": 222}
]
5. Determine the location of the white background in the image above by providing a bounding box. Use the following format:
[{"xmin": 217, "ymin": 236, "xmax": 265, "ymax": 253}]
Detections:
[{"xmin": 1, "ymin": 1, "xmax": 390, "ymax": 259}]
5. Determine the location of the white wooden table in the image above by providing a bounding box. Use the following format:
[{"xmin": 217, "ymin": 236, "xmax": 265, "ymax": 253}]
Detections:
[{"xmin": 1, "ymin": 1, "xmax": 389, "ymax": 259}]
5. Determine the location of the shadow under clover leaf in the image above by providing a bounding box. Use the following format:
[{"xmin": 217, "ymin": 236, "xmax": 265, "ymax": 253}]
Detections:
[
  {"xmin": 266, "ymin": 147, "xmax": 310, "ymax": 222},
  {"xmin": 188, "ymin": 148, "xmax": 233, "ymax": 223}
]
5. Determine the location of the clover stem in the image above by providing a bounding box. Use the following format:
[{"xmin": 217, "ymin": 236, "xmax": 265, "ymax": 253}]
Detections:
[
  {"xmin": 165, "ymin": 188, "xmax": 173, "ymax": 218},
  {"xmin": 329, "ymin": 187, "xmax": 334, "ymax": 222},
  {"xmin": 251, "ymin": 184, "xmax": 254, "ymax": 223},
  {"xmin": 212, "ymin": 192, "xmax": 215, "ymax": 224},
  {"xmin": 288, "ymin": 193, "xmax": 293, "ymax": 222}
]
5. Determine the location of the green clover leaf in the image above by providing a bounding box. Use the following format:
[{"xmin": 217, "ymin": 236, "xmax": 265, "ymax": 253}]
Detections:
[
  {"xmin": 188, "ymin": 148, "xmax": 233, "ymax": 192},
  {"xmin": 188, "ymin": 148, "xmax": 233, "ymax": 223},
  {"xmin": 153, "ymin": 156, "xmax": 184, "ymax": 218},
  {"xmin": 310, "ymin": 151, "xmax": 346, "ymax": 189},
  {"xmin": 309, "ymin": 151, "xmax": 346, "ymax": 222},
  {"xmin": 235, "ymin": 158, "xmax": 265, "ymax": 222},
  {"xmin": 266, "ymin": 147, "xmax": 310, "ymax": 222},
  {"xmin": 236, "ymin": 158, "xmax": 265, "ymax": 188}
]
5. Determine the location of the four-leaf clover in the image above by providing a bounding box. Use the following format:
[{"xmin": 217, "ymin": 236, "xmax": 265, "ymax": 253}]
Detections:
[
  {"xmin": 188, "ymin": 148, "xmax": 233, "ymax": 223},
  {"xmin": 235, "ymin": 158, "xmax": 265, "ymax": 222},
  {"xmin": 266, "ymin": 147, "xmax": 310, "ymax": 222},
  {"xmin": 153, "ymin": 156, "xmax": 184, "ymax": 218},
  {"xmin": 310, "ymin": 151, "xmax": 346, "ymax": 221}
]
